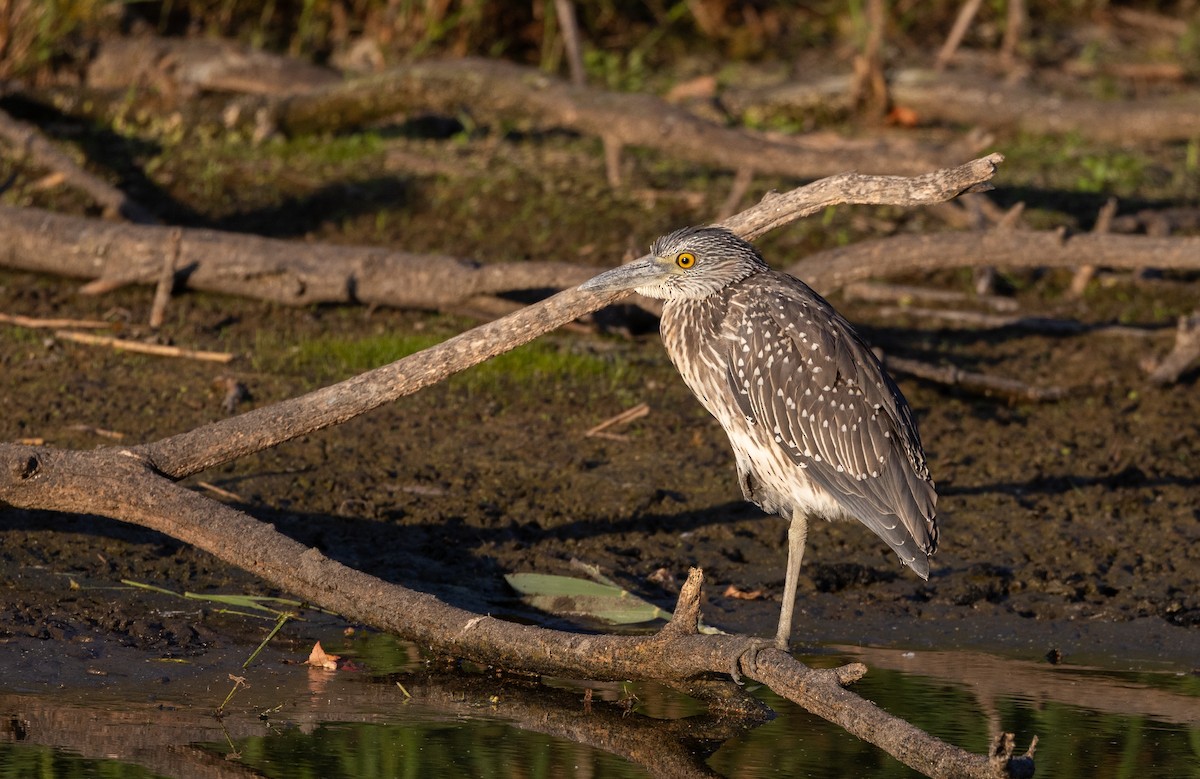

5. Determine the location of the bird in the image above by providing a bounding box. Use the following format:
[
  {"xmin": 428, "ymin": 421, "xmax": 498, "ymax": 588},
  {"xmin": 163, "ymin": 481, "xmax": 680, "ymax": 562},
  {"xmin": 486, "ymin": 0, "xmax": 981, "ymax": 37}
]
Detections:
[{"xmin": 581, "ymin": 225, "xmax": 938, "ymax": 650}]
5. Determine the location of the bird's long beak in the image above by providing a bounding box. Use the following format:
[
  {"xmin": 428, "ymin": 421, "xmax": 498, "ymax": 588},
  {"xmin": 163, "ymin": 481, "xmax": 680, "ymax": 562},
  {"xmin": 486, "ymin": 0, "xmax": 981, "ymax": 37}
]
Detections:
[{"xmin": 579, "ymin": 257, "xmax": 666, "ymax": 292}]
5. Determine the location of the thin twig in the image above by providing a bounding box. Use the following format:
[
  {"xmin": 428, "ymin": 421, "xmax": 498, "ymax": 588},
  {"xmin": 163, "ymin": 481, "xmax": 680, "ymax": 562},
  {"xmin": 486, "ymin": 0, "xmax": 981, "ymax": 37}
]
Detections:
[
  {"xmin": 936, "ymin": 0, "xmax": 984, "ymax": 70},
  {"xmin": 1068, "ymin": 197, "xmax": 1118, "ymax": 297},
  {"xmin": 0, "ymin": 312, "xmax": 113, "ymax": 329},
  {"xmin": 149, "ymin": 228, "xmax": 183, "ymax": 329},
  {"xmin": 67, "ymin": 424, "xmax": 126, "ymax": 440},
  {"xmin": 553, "ymin": 0, "xmax": 586, "ymax": 87},
  {"xmin": 716, "ymin": 167, "xmax": 754, "ymax": 221},
  {"xmin": 196, "ymin": 481, "xmax": 248, "ymax": 502},
  {"xmin": 999, "ymin": 0, "xmax": 1026, "ymax": 69},
  {"xmin": 585, "ymin": 402, "xmax": 650, "ymax": 439},
  {"xmin": 54, "ymin": 331, "xmax": 235, "ymax": 363}
]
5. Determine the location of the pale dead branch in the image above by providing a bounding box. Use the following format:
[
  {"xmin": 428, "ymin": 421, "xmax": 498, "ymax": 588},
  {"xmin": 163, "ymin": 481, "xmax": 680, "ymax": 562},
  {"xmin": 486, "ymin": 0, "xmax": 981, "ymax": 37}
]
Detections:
[
  {"xmin": 149, "ymin": 228, "xmax": 183, "ymax": 329},
  {"xmin": 585, "ymin": 402, "xmax": 650, "ymax": 440},
  {"xmin": 0, "ymin": 312, "xmax": 113, "ymax": 329},
  {"xmin": 54, "ymin": 330, "xmax": 235, "ymax": 363}
]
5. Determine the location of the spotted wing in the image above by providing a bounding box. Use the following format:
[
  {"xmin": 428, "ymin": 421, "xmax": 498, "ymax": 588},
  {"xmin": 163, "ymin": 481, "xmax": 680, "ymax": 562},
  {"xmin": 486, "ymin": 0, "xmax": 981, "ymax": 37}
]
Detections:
[{"xmin": 723, "ymin": 275, "xmax": 938, "ymax": 575}]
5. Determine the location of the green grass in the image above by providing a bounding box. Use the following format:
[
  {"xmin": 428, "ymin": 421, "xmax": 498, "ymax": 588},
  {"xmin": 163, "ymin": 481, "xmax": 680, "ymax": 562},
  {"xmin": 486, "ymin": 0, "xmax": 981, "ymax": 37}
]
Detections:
[{"xmin": 255, "ymin": 329, "xmax": 629, "ymax": 396}]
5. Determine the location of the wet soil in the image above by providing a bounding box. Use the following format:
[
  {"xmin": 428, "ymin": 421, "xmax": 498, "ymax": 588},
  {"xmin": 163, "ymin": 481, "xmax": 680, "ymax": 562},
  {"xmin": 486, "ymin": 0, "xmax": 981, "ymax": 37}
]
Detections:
[
  {"xmin": 2, "ymin": 259, "xmax": 1197, "ymax": 672},
  {"xmin": 0, "ymin": 107, "xmax": 1198, "ymax": 678}
]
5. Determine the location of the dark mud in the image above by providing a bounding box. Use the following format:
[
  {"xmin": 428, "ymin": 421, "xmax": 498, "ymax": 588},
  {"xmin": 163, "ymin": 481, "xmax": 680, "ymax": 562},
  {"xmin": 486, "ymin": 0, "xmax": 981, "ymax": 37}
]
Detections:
[{"xmin": 2, "ymin": 250, "xmax": 1197, "ymax": 674}]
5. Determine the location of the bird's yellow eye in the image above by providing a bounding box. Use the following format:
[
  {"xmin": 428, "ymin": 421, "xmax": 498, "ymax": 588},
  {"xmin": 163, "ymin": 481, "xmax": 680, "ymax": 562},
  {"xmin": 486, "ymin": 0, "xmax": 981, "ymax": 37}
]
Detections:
[{"xmin": 676, "ymin": 252, "xmax": 696, "ymax": 269}]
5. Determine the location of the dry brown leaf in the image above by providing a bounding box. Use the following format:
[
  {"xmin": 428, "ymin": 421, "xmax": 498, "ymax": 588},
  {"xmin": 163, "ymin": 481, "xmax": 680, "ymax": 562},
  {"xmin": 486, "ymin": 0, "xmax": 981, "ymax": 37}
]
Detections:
[
  {"xmin": 307, "ymin": 641, "xmax": 339, "ymax": 670},
  {"xmin": 723, "ymin": 584, "xmax": 767, "ymax": 601}
]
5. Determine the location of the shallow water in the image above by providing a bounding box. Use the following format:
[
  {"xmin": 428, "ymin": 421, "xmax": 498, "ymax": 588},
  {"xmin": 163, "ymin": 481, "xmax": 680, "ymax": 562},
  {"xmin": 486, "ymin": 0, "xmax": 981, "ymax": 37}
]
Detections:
[{"xmin": 2, "ymin": 633, "xmax": 1196, "ymax": 778}]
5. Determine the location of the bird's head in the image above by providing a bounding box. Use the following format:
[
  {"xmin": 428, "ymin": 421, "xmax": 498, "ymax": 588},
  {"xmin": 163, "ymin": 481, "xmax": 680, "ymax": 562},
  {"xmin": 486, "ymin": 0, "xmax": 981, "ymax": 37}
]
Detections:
[{"xmin": 580, "ymin": 226, "xmax": 767, "ymax": 300}]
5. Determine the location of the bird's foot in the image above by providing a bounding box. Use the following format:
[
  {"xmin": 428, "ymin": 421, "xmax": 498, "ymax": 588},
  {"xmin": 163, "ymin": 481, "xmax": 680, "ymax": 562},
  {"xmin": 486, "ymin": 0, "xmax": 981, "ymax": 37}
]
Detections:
[{"xmin": 733, "ymin": 638, "xmax": 779, "ymax": 684}]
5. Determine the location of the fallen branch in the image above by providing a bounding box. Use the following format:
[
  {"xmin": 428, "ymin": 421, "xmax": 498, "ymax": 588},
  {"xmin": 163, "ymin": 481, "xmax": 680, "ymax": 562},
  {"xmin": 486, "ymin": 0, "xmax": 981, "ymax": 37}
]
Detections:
[
  {"xmin": 0, "ymin": 204, "xmax": 597, "ymax": 311},
  {"xmin": 791, "ymin": 229, "xmax": 1200, "ymax": 295},
  {"xmin": 724, "ymin": 68, "xmax": 1200, "ymax": 144},
  {"xmin": 882, "ymin": 353, "xmax": 1066, "ymax": 403},
  {"xmin": 0, "ymin": 156, "xmax": 1034, "ymax": 777},
  {"xmin": 873, "ymin": 306, "xmax": 1162, "ymax": 337},
  {"xmin": 273, "ymin": 58, "xmax": 956, "ymax": 177},
  {"xmin": 3, "ymin": 156, "xmax": 1195, "ymax": 322}
]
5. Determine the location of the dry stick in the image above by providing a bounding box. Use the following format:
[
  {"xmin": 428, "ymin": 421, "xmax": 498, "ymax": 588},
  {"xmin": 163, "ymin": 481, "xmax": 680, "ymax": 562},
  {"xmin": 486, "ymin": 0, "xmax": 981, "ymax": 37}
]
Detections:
[
  {"xmin": 54, "ymin": 330, "xmax": 235, "ymax": 363},
  {"xmin": 149, "ymin": 228, "xmax": 184, "ymax": 329},
  {"xmin": 0, "ymin": 156, "xmax": 1033, "ymax": 779},
  {"xmin": 850, "ymin": 0, "xmax": 888, "ymax": 119},
  {"xmin": 1068, "ymin": 197, "xmax": 1118, "ymax": 297},
  {"xmin": 0, "ymin": 312, "xmax": 113, "ymax": 329},
  {"xmin": 553, "ymin": 0, "xmax": 587, "ymax": 88},
  {"xmin": 999, "ymin": 0, "xmax": 1026, "ymax": 69},
  {"xmin": 602, "ymin": 134, "xmax": 623, "ymax": 188},
  {"xmin": 716, "ymin": 167, "xmax": 754, "ymax": 222},
  {"xmin": 0, "ymin": 108, "xmax": 156, "ymax": 224},
  {"xmin": 936, "ymin": 0, "xmax": 984, "ymax": 71},
  {"xmin": 585, "ymin": 403, "xmax": 650, "ymax": 439}
]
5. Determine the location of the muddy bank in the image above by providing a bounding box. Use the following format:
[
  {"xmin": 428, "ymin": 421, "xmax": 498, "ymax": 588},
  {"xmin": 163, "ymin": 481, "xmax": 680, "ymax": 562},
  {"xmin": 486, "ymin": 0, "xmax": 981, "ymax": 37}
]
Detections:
[{"xmin": 1, "ymin": 260, "xmax": 1196, "ymax": 674}]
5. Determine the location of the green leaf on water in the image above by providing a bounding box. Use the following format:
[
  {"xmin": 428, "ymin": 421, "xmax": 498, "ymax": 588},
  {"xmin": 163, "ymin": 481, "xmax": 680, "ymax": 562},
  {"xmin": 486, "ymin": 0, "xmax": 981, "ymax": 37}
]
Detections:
[{"xmin": 505, "ymin": 572, "xmax": 671, "ymax": 625}]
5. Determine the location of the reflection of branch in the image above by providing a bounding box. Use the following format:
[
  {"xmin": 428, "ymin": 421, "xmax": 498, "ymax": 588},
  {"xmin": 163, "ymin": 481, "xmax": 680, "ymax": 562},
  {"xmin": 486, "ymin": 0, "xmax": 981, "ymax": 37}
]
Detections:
[
  {"xmin": 0, "ymin": 156, "xmax": 1034, "ymax": 778},
  {"xmin": 847, "ymin": 646, "xmax": 1200, "ymax": 728}
]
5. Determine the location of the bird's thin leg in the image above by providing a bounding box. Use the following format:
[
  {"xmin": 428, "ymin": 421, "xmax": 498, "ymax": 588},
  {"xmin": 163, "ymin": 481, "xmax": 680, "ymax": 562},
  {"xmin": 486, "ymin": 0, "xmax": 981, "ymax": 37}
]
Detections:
[{"xmin": 774, "ymin": 512, "xmax": 809, "ymax": 651}]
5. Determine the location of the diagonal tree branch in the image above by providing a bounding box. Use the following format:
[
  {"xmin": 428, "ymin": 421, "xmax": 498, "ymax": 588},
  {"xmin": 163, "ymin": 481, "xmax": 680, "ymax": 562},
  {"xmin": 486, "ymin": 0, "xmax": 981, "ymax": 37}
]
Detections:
[{"xmin": 140, "ymin": 153, "xmax": 1003, "ymax": 479}]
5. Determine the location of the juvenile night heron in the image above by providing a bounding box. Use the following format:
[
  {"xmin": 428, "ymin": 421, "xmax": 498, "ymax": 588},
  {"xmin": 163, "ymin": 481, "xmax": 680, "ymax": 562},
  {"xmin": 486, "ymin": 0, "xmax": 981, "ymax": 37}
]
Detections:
[{"xmin": 582, "ymin": 226, "xmax": 938, "ymax": 650}]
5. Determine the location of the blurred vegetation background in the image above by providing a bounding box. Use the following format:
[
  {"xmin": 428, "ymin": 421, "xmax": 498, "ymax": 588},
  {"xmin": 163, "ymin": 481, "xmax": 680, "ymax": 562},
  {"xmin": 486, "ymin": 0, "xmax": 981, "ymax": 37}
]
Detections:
[{"xmin": 3, "ymin": 1, "xmax": 1198, "ymax": 82}]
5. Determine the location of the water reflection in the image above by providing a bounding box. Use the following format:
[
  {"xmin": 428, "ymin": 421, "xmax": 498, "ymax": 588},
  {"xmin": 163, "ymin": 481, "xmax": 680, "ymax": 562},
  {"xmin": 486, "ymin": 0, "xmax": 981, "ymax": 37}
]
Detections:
[{"xmin": 1, "ymin": 635, "xmax": 1196, "ymax": 778}]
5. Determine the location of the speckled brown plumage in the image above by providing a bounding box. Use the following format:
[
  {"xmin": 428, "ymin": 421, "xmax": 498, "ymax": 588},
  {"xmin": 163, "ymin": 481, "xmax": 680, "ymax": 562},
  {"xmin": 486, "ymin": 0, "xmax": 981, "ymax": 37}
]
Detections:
[{"xmin": 582, "ymin": 225, "xmax": 938, "ymax": 648}]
